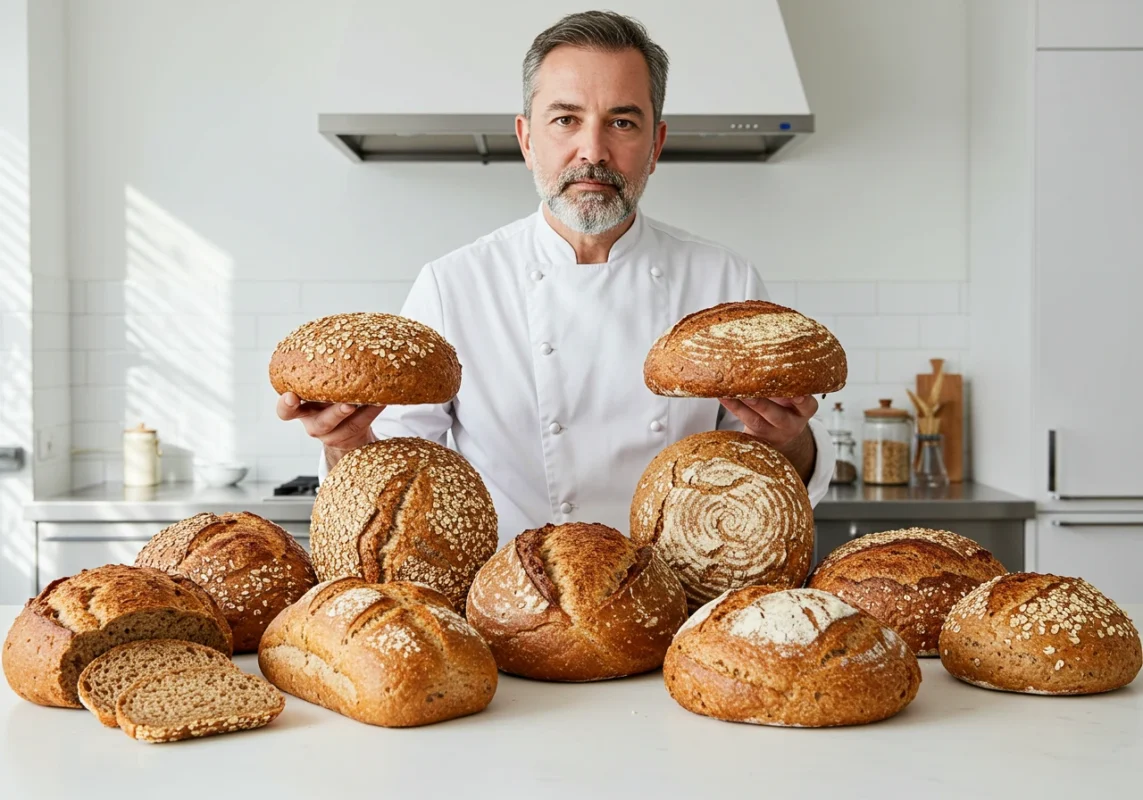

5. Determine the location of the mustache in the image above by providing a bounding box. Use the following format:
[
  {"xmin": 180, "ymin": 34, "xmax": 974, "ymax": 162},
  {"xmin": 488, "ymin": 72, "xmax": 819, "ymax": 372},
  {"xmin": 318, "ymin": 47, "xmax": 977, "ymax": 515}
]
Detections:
[{"xmin": 558, "ymin": 165, "xmax": 627, "ymax": 193}]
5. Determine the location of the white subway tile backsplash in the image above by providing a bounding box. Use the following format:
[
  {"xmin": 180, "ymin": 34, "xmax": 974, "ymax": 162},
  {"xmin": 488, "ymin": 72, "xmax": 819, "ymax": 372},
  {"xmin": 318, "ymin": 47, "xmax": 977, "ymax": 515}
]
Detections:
[
  {"xmin": 257, "ymin": 455, "xmax": 319, "ymax": 482},
  {"xmin": 299, "ymin": 281, "xmax": 412, "ymax": 318},
  {"xmin": 257, "ymin": 314, "xmax": 314, "ymax": 351},
  {"xmin": 878, "ymin": 350, "xmax": 964, "ymax": 387},
  {"xmin": 843, "ymin": 349, "xmax": 879, "ymax": 384},
  {"xmin": 832, "ymin": 316, "xmax": 920, "ymax": 349},
  {"xmin": 920, "ymin": 315, "xmax": 969, "ymax": 349},
  {"xmin": 85, "ymin": 281, "xmax": 126, "ymax": 314},
  {"xmin": 33, "ymin": 351, "xmax": 70, "ymax": 389},
  {"xmin": 35, "ymin": 387, "xmax": 71, "ymax": 425},
  {"xmin": 32, "ymin": 313, "xmax": 70, "ymax": 351},
  {"xmin": 86, "ymin": 351, "xmax": 136, "ymax": 385},
  {"xmin": 959, "ymin": 282, "xmax": 970, "ymax": 314},
  {"xmin": 71, "ymin": 456, "xmax": 105, "ymax": 490},
  {"xmin": 795, "ymin": 283, "xmax": 877, "ymax": 315},
  {"xmin": 73, "ymin": 421, "xmax": 122, "ymax": 452},
  {"xmin": 70, "ymin": 353, "xmax": 86, "ymax": 386},
  {"xmin": 71, "ymin": 314, "xmax": 126, "ymax": 351},
  {"xmin": 876, "ymin": 282, "xmax": 961, "ymax": 314},
  {"xmin": 231, "ymin": 281, "xmax": 302, "ymax": 314},
  {"xmin": 762, "ymin": 281, "xmax": 797, "ymax": 308},
  {"xmin": 33, "ymin": 277, "xmax": 70, "ymax": 314},
  {"xmin": 73, "ymin": 386, "xmax": 128, "ymax": 423}
]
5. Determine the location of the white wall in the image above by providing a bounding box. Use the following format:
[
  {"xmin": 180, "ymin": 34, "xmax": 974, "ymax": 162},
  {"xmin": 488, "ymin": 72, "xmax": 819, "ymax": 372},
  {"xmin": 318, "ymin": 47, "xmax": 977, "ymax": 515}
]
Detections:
[{"xmin": 63, "ymin": 0, "xmax": 971, "ymax": 486}]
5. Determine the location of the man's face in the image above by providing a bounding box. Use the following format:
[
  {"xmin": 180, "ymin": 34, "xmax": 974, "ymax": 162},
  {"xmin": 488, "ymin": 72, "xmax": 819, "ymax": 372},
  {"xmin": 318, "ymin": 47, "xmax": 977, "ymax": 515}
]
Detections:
[{"xmin": 517, "ymin": 45, "xmax": 667, "ymax": 235}]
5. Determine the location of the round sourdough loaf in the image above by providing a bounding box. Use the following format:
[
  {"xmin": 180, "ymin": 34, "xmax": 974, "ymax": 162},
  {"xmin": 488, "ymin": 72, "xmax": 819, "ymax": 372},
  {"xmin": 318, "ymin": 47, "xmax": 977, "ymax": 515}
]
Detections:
[
  {"xmin": 135, "ymin": 511, "xmax": 317, "ymax": 652},
  {"xmin": 664, "ymin": 586, "xmax": 921, "ymax": 727},
  {"xmin": 939, "ymin": 572, "xmax": 1142, "ymax": 695},
  {"xmin": 268, "ymin": 312, "xmax": 461, "ymax": 405},
  {"xmin": 258, "ymin": 578, "xmax": 497, "ymax": 727},
  {"xmin": 310, "ymin": 438, "xmax": 498, "ymax": 613},
  {"xmin": 807, "ymin": 528, "xmax": 1008, "ymax": 656},
  {"xmin": 2, "ymin": 564, "xmax": 232, "ymax": 708},
  {"xmin": 465, "ymin": 522, "xmax": 689, "ymax": 682},
  {"xmin": 643, "ymin": 300, "xmax": 847, "ymax": 398},
  {"xmin": 630, "ymin": 430, "xmax": 814, "ymax": 611}
]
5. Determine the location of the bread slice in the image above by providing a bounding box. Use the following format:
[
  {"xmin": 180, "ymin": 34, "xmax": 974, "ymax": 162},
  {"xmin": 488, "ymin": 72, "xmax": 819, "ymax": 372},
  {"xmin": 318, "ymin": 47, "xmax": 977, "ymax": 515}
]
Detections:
[
  {"xmin": 115, "ymin": 666, "xmax": 285, "ymax": 743},
  {"xmin": 78, "ymin": 639, "xmax": 237, "ymax": 727}
]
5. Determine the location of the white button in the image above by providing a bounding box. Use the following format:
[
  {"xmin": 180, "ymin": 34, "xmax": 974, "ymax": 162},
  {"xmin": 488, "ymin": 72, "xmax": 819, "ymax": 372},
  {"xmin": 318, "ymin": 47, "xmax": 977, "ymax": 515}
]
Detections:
[
  {"xmin": 650, "ymin": 267, "xmax": 662, "ymax": 278},
  {"xmin": 539, "ymin": 342, "xmax": 553, "ymax": 355},
  {"xmin": 649, "ymin": 420, "xmax": 664, "ymax": 433},
  {"xmin": 560, "ymin": 502, "xmax": 573, "ymax": 514},
  {"xmin": 530, "ymin": 270, "xmax": 544, "ymax": 281},
  {"xmin": 549, "ymin": 422, "xmax": 562, "ymax": 434}
]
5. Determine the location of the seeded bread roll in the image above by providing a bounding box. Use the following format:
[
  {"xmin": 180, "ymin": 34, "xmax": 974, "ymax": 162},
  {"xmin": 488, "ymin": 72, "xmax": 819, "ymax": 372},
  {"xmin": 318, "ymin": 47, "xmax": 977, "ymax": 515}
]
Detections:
[
  {"xmin": 258, "ymin": 578, "xmax": 497, "ymax": 727},
  {"xmin": 939, "ymin": 573, "xmax": 1142, "ymax": 695},
  {"xmin": 644, "ymin": 300, "xmax": 847, "ymax": 398},
  {"xmin": 665, "ymin": 586, "xmax": 920, "ymax": 726},
  {"xmin": 135, "ymin": 511, "xmax": 317, "ymax": 653},
  {"xmin": 465, "ymin": 523, "xmax": 689, "ymax": 682},
  {"xmin": 807, "ymin": 528, "xmax": 1008, "ymax": 656},
  {"xmin": 268, "ymin": 312, "xmax": 461, "ymax": 405},
  {"xmin": 2, "ymin": 564, "xmax": 233, "ymax": 708},
  {"xmin": 630, "ymin": 430, "xmax": 814, "ymax": 612},
  {"xmin": 310, "ymin": 437, "xmax": 498, "ymax": 614}
]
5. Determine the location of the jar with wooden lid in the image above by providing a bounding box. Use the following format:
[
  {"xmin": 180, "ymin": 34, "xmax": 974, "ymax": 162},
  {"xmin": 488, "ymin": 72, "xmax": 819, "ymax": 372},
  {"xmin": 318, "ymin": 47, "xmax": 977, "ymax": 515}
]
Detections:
[{"xmin": 862, "ymin": 400, "xmax": 912, "ymax": 485}]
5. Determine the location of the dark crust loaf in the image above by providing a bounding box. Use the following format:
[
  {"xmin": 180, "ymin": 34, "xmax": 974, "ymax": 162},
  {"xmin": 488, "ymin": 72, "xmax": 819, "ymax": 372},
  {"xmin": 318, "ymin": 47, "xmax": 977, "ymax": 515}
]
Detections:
[
  {"xmin": 939, "ymin": 573, "xmax": 1142, "ymax": 695},
  {"xmin": 807, "ymin": 528, "xmax": 1008, "ymax": 656},
  {"xmin": 135, "ymin": 511, "xmax": 318, "ymax": 652},
  {"xmin": 643, "ymin": 300, "xmax": 847, "ymax": 398},
  {"xmin": 268, "ymin": 312, "xmax": 461, "ymax": 405},
  {"xmin": 465, "ymin": 523, "xmax": 689, "ymax": 682}
]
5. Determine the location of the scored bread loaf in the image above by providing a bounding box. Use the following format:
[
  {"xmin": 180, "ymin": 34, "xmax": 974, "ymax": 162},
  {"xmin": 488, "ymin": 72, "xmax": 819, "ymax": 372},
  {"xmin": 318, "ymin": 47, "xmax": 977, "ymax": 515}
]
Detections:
[
  {"xmin": 630, "ymin": 430, "xmax": 814, "ymax": 611},
  {"xmin": 940, "ymin": 573, "xmax": 1142, "ymax": 695},
  {"xmin": 258, "ymin": 578, "xmax": 498, "ymax": 727},
  {"xmin": 78, "ymin": 639, "xmax": 238, "ymax": 727},
  {"xmin": 135, "ymin": 511, "xmax": 317, "ymax": 652},
  {"xmin": 2, "ymin": 564, "xmax": 233, "ymax": 708},
  {"xmin": 268, "ymin": 312, "xmax": 461, "ymax": 405},
  {"xmin": 310, "ymin": 438, "xmax": 498, "ymax": 613},
  {"xmin": 664, "ymin": 586, "xmax": 921, "ymax": 727},
  {"xmin": 116, "ymin": 666, "xmax": 285, "ymax": 743},
  {"xmin": 807, "ymin": 528, "xmax": 1008, "ymax": 656},
  {"xmin": 465, "ymin": 523, "xmax": 689, "ymax": 682},
  {"xmin": 643, "ymin": 300, "xmax": 847, "ymax": 398}
]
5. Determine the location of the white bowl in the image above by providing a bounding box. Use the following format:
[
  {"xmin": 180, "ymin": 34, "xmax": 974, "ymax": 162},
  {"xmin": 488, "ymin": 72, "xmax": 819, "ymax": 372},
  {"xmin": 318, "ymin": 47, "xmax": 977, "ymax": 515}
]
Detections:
[{"xmin": 197, "ymin": 463, "xmax": 248, "ymax": 488}]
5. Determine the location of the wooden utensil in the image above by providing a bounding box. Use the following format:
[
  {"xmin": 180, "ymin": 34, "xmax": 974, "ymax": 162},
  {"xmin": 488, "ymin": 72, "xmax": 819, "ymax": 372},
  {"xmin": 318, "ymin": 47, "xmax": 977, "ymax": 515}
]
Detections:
[{"xmin": 916, "ymin": 358, "xmax": 964, "ymax": 482}]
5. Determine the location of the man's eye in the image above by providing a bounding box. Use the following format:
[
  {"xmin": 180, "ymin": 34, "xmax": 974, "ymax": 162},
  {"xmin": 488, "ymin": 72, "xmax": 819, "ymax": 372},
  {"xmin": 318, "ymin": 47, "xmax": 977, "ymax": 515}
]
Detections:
[
  {"xmin": 614, "ymin": 119, "xmax": 636, "ymax": 129},
  {"xmin": 555, "ymin": 116, "xmax": 574, "ymax": 126}
]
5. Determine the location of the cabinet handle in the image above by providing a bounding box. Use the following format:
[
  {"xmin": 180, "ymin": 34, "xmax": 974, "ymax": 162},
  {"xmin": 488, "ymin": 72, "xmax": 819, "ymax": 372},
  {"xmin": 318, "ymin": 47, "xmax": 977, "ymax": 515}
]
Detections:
[
  {"xmin": 1050, "ymin": 521, "xmax": 1143, "ymax": 528},
  {"xmin": 1047, "ymin": 429, "xmax": 1143, "ymax": 500}
]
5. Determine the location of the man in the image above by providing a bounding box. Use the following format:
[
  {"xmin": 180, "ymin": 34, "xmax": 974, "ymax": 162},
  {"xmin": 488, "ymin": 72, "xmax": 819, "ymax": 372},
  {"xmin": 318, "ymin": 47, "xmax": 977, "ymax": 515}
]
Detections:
[{"xmin": 277, "ymin": 10, "xmax": 834, "ymax": 545}]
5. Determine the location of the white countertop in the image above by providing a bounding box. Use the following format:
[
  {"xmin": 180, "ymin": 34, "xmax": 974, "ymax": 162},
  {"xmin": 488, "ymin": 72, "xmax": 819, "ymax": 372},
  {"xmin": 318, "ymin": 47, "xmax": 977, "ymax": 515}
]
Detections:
[{"xmin": 2, "ymin": 605, "xmax": 1140, "ymax": 798}]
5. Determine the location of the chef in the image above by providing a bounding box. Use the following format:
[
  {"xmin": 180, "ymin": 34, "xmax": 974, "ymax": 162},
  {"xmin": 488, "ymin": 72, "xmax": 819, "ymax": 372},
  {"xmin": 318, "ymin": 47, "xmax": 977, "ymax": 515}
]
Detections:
[{"xmin": 277, "ymin": 9, "xmax": 834, "ymax": 545}]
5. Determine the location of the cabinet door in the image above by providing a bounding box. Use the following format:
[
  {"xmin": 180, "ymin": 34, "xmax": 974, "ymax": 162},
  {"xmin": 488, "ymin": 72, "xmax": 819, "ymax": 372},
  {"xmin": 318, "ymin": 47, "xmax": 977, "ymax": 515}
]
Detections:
[
  {"xmin": 1035, "ymin": 516, "xmax": 1143, "ymax": 604},
  {"xmin": 1037, "ymin": 0, "xmax": 1143, "ymax": 49},
  {"xmin": 1034, "ymin": 51, "xmax": 1143, "ymax": 500},
  {"xmin": 38, "ymin": 538, "xmax": 151, "ymax": 593}
]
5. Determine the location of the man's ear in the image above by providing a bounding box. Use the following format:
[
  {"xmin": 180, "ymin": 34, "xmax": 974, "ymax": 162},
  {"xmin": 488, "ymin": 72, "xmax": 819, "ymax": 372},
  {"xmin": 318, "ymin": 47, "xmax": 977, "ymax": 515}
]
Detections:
[
  {"xmin": 515, "ymin": 114, "xmax": 533, "ymax": 170},
  {"xmin": 648, "ymin": 119, "xmax": 668, "ymax": 175}
]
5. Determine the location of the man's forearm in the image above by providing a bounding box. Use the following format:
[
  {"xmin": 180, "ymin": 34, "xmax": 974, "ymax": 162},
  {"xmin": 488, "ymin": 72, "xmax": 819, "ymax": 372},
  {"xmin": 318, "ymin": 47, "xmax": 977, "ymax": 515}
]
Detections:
[{"xmin": 777, "ymin": 426, "xmax": 816, "ymax": 486}]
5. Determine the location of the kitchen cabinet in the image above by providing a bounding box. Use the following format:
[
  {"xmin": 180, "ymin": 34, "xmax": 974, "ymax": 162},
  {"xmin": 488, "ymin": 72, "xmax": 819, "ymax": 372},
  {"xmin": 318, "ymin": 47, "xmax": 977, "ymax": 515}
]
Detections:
[
  {"xmin": 1037, "ymin": 0, "xmax": 1143, "ymax": 49},
  {"xmin": 1034, "ymin": 516, "xmax": 1143, "ymax": 603}
]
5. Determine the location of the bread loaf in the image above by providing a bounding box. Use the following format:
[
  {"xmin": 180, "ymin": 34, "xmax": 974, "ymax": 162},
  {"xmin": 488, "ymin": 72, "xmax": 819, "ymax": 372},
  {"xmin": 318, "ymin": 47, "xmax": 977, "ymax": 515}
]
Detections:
[
  {"xmin": 466, "ymin": 523, "xmax": 689, "ymax": 682},
  {"xmin": 135, "ymin": 511, "xmax": 317, "ymax": 652},
  {"xmin": 258, "ymin": 578, "xmax": 497, "ymax": 727},
  {"xmin": 115, "ymin": 666, "xmax": 285, "ymax": 743},
  {"xmin": 643, "ymin": 301, "xmax": 847, "ymax": 398},
  {"xmin": 664, "ymin": 586, "xmax": 921, "ymax": 727},
  {"xmin": 78, "ymin": 639, "xmax": 237, "ymax": 727},
  {"xmin": 940, "ymin": 573, "xmax": 1142, "ymax": 695},
  {"xmin": 310, "ymin": 437, "xmax": 498, "ymax": 613},
  {"xmin": 269, "ymin": 312, "xmax": 461, "ymax": 405},
  {"xmin": 630, "ymin": 430, "xmax": 814, "ymax": 611},
  {"xmin": 2, "ymin": 564, "xmax": 233, "ymax": 708},
  {"xmin": 807, "ymin": 528, "xmax": 1008, "ymax": 656}
]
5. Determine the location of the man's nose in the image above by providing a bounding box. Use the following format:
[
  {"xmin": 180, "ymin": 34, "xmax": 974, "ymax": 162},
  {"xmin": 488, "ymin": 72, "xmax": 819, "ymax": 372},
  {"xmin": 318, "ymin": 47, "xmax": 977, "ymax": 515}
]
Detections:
[{"xmin": 576, "ymin": 123, "xmax": 610, "ymax": 165}]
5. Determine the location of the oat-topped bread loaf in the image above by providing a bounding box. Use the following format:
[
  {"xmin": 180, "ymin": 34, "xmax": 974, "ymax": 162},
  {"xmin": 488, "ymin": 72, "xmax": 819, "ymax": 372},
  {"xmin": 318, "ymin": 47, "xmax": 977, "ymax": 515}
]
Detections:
[
  {"xmin": 116, "ymin": 666, "xmax": 285, "ymax": 743},
  {"xmin": 310, "ymin": 438, "xmax": 497, "ymax": 613},
  {"xmin": 135, "ymin": 511, "xmax": 317, "ymax": 652},
  {"xmin": 630, "ymin": 430, "xmax": 814, "ymax": 612},
  {"xmin": 466, "ymin": 523, "xmax": 688, "ymax": 682},
  {"xmin": 79, "ymin": 639, "xmax": 237, "ymax": 727},
  {"xmin": 644, "ymin": 300, "xmax": 847, "ymax": 398},
  {"xmin": 259, "ymin": 578, "xmax": 497, "ymax": 727},
  {"xmin": 664, "ymin": 586, "xmax": 921, "ymax": 727},
  {"xmin": 268, "ymin": 312, "xmax": 461, "ymax": 405},
  {"xmin": 807, "ymin": 528, "xmax": 1008, "ymax": 656},
  {"xmin": 940, "ymin": 573, "xmax": 1142, "ymax": 695},
  {"xmin": 2, "ymin": 564, "xmax": 232, "ymax": 708}
]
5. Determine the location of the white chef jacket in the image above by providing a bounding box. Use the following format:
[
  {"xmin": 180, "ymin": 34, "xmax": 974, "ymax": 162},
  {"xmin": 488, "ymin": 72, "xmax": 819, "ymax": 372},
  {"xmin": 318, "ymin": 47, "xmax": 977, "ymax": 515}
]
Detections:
[{"xmin": 317, "ymin": 205, "xmax": 835, "ymax": 546}]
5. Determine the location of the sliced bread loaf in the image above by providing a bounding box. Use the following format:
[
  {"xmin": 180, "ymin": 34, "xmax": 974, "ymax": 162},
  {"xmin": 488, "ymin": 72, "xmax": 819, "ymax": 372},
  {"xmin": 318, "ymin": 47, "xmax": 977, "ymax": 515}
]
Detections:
[
  {"xmin": 78, "ymin": 639, "xmax": 237, "ymax": 727},
  {"xmin": 116, "ymin": 666, "xmax": 285, "ymax": 743}
]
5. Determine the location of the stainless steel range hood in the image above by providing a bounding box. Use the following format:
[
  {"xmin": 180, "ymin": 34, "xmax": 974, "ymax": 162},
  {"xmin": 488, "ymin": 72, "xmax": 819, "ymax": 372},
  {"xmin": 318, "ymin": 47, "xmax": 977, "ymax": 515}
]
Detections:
[{"xmin": 318, "ymin": 112, "xmax": 814, "ymax": 164}]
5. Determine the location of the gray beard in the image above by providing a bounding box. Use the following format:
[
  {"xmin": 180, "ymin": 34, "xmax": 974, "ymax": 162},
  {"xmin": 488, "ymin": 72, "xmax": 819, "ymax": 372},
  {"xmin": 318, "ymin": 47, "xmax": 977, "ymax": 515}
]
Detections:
[{"xmin": 533, "ymin": 150, "xmax": 653, "ymax": 235}]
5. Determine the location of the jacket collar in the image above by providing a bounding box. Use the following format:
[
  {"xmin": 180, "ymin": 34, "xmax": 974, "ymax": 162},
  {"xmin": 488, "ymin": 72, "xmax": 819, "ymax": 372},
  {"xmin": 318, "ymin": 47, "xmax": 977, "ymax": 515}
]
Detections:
[{"xmin": 533, "ymin": 202, "xmax": 646, "ymax": 264}]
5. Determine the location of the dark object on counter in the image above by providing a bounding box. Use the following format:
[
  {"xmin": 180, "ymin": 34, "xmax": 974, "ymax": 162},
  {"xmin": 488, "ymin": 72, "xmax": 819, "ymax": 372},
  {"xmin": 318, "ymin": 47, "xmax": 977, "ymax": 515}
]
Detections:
[{"xmin": 273, "ymin": 475, "xmax": 320, "ymax": 495}]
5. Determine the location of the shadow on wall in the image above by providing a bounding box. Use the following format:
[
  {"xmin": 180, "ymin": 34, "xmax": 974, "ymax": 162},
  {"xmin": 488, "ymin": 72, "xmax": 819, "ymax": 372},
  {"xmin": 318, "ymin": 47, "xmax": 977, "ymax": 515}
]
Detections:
[
  {"xmin": 0, "ymin": 127, "xmax": 36, "ymax": 597},
  {"xmin": 122, "ymin": 186, "xmax": 236, "ymax": 481}
]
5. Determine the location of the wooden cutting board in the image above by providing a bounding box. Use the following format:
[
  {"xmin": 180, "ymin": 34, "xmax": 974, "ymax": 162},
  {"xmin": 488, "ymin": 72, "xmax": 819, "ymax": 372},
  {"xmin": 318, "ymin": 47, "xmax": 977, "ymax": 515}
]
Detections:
[{"xmin": 916, "ymin": 358, "xmax": 964, "ymax": 482}]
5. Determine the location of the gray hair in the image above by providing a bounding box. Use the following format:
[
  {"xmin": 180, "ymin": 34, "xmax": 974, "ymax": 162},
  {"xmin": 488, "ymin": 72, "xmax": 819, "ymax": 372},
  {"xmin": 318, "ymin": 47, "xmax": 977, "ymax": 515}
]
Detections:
[{"xmin": 522, "ymin": 10, "xmax": 670, "ymax": 126}]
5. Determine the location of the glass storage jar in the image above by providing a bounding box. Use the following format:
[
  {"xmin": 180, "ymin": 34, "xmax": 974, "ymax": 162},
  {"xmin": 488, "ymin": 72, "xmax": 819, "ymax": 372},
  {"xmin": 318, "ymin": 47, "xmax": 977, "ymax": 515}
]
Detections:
[
  {"xmin": 862, "ymin": 399, "xmax": 912, "ymax": 485},
  {"xmin": 827, "ymin": 402, "xmax": 858, "ymax": 485}
]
